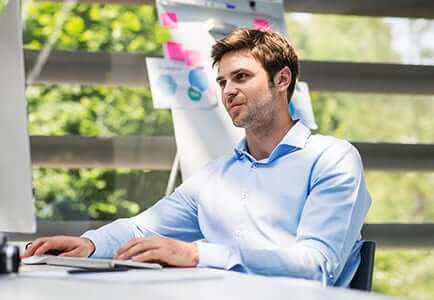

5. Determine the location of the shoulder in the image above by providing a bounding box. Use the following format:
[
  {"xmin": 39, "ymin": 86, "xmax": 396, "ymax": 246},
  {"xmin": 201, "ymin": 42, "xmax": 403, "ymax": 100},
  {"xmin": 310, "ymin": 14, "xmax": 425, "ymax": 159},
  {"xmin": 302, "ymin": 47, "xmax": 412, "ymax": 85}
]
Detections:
[
  {"xmin": 308, "ymin": 134, "xmax": 360, "ymax": 158},
  {"xmin": 308, "ymin": 133, "xmax": 352, "ymax": 151},
  {"xmin": 307, "ymin": 134, "xmax": 363, "ymax": 176}
]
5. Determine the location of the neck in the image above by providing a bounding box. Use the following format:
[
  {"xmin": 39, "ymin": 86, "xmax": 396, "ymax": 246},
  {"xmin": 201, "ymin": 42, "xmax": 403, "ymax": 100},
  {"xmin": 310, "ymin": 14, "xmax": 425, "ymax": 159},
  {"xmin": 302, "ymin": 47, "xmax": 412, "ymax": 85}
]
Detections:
[{"xmin": 245, "ymin": 112, "xmax": 294, "ymax": 161}]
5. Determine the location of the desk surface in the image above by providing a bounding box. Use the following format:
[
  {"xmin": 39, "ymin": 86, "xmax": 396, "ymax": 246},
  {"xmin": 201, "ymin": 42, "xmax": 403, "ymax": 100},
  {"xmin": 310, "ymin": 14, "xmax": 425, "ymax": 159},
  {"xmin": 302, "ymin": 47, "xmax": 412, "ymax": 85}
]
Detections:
[{"xmin": 0, "ymin": 265, "xmax": 395, "ymax": 300}]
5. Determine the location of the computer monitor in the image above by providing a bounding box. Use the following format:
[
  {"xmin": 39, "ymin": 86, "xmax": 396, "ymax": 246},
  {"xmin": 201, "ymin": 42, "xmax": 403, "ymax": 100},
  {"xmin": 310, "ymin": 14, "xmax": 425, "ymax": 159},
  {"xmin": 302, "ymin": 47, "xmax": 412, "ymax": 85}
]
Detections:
[{"xmin": 0, "ymin": 0, "xmax": 36, "ymax": 234}]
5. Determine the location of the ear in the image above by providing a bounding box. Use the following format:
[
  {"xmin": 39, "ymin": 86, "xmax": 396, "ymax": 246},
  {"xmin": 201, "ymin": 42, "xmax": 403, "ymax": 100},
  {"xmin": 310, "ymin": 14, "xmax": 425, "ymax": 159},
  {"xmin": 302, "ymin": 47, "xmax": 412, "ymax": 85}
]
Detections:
[{"xmin": 273, "ymin": 66, "xmax": 292, "ymax": 93}]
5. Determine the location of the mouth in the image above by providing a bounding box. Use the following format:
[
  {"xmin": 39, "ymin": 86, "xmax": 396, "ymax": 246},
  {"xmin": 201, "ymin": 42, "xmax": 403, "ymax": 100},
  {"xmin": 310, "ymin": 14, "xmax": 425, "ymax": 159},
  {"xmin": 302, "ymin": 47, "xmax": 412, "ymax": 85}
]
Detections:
[
  {"xmin": 228, "ymin": 103, "xmax": 243, "ymax": 114},
  {"xmin": 229, "ymin": 102, "xmax": 243, "ymax": 110}
]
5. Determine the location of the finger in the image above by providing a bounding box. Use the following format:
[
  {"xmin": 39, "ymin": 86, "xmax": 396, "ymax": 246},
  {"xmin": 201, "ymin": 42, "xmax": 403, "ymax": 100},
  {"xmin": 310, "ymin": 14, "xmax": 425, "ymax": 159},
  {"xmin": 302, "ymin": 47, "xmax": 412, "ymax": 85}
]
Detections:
[
  {"xmin": 116, "ymin": 236, "xmax": 163, "ymax": 258},
  {"xmin": 59, "ymin": 247, "xmax": 83, "ymax": 257},
  {"xmin": 22, "ymin": 239, "xmax": 48, "ymax": 257},
  {"xmin": 131, "ymin": 249, "xmax": 166, "ymax": 263},
  {"xmin": 116, "ymin": 238, "xmax": 141, "ymax": 257},
  {"xmin": 117, "ymin": 241, "xmax": 160, "ymax": 260},
  {"xmin": 137, "ymin": 242, "xmax": 197, "ymax": 267},
  {"xmin": 34, "ymin": 240, "xmax": 63, "ymax": 256},
  {"xmin": 133, "ymin": 248, "xmax": 173, "ymax": 267},
  {"xmin": 117, "ymin": 236, "xmax": 164, "ymax": 254}
]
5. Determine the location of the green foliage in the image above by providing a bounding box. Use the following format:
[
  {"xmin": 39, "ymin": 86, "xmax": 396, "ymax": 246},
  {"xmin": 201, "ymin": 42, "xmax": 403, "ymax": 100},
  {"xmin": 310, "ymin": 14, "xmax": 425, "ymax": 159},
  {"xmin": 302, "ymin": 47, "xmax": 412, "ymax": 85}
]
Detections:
[
  {"xmin": 33, "ymin": 168, "xmax": 140, "ymax": 220},
  {"xmin": 33, "ymin": 168, "xmax": 170, "ymax": 221},
  {"xmin": 367, "ymin": 171, "xmax": 434, "ymax": 223},
  {"xmin": 27, "ymin": 85, "xmax": 173, "ymax": 136},
  {"xmin": 286, "ymin": 14, "xmax": 400, "ymax": 63},
  {"xmin": 0, "ymin": 0, "xmax": 8, "ymax": 14},
  {"xmin": 24, "ymin": 2, "xmax": 172, "ymax": 221},
  {"xmin": 24, "ymin": 2, "xmax": 161, "ymax": 53},
  {"xmin": 375, "ymin": 250, "xmax": 434, "ymax": 300}
]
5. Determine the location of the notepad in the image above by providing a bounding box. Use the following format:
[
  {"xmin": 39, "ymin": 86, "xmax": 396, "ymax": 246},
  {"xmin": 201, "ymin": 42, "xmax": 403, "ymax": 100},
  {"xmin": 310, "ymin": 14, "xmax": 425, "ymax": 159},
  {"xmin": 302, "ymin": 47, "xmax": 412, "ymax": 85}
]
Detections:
[{"xmin": 22, "ymin": 255, "xmax": 162, "ymax": 270}]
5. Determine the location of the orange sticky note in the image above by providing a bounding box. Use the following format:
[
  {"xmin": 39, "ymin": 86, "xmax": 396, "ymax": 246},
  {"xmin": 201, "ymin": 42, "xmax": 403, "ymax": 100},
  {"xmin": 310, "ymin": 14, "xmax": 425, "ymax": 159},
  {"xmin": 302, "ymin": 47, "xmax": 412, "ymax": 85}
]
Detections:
[
  {"xmin": 161, "ymin": 12, "xmax": 178, "ymax": 28},
  {"xmin": 253, "ymin": 18, "xmax": 271, "ymax": 30},
  {"xmin": 166, "ymin": 41, "xmax": 184, "ymax": 61}
]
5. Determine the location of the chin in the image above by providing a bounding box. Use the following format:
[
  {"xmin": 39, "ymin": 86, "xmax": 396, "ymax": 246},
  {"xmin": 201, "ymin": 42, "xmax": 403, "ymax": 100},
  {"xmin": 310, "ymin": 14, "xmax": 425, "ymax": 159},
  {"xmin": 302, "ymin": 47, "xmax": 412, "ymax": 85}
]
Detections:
[
  {"xmin": 231, "ymin": 119, "xmax": 243, "ymax": 128},
  {"xmin": 232, "ymin": 119, "xmax": 250, "ymax": 129}
]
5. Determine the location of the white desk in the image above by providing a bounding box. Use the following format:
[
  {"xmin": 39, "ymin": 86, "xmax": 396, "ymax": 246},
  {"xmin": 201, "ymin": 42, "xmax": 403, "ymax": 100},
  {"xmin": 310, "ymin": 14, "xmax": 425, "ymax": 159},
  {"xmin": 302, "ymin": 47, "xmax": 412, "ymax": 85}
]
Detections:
[{"xmin": 0, "ymin": 265, "xmax": 395, "ymax": 300}]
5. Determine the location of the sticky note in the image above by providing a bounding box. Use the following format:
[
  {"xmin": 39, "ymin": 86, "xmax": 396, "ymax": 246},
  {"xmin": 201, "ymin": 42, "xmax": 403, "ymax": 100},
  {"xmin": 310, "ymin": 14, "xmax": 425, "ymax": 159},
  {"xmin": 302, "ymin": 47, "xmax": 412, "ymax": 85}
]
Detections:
[
  {"xmin": 253, "ymin": 18, "xmax": 271, "ymax": 30},
  {"xmin": 166, "ymin": 41, "xmax": 184, "ymax": 61},
  {"xmin": 161, "ymin": 11, "xmax": 178, "ymax": 28},
  {"xmin": 184, "ymin": 50, "xmax": 203, "ymax": 67},
  {"xmin": 208, "ymin": 83, "xmax": 216, "ymax": 98}
]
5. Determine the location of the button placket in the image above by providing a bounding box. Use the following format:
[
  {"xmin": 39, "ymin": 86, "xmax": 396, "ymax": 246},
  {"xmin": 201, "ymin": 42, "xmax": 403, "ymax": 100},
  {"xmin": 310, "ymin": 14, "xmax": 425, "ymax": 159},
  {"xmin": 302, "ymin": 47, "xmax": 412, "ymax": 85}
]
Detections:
[{"xmin": 235, "ymin": 161, "xmax": 255, "ymax": 242}]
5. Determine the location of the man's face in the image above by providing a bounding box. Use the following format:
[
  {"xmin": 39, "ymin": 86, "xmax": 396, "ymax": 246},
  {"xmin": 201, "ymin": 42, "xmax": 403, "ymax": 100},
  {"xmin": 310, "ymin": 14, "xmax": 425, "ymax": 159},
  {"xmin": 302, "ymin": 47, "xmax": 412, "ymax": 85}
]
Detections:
[{"xmin": 216, "ymin": 50, "xmax": 276, "ymax": 129}]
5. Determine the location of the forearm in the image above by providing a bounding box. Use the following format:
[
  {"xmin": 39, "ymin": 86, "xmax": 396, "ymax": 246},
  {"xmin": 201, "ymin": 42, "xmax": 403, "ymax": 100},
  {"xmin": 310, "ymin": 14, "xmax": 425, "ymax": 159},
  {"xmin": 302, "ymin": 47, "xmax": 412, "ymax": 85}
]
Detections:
[
  {"xmin": 195, "ymin": 240, "xmax": 336, "ymax": 284},
  {"xmin": 81, "ymin": 218, "xmax": 145, "ymax": 258},
  {"xmin": 81, "ymin": 192, "xmax": 203, "ymax": 258}
]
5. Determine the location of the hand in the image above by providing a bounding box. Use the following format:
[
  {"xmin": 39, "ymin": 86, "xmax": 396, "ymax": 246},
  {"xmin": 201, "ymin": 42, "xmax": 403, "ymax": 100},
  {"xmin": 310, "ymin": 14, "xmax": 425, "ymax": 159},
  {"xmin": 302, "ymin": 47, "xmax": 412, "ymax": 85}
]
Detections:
[
  {"xmin": 114, "ymin": 236, "xmax": 199, "ymax": 268},
  {"xmin": 22, "ymin": 236, "xmax": 95, "ymax": 258}
]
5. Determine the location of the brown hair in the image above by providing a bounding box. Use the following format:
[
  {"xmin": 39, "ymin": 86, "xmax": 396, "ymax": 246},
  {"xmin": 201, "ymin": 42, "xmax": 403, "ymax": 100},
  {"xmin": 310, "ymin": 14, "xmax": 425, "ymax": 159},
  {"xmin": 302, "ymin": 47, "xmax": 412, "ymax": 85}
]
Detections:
[{"xmin": 211, "ymin": 28, "xmax": 299, "ymax": 102}]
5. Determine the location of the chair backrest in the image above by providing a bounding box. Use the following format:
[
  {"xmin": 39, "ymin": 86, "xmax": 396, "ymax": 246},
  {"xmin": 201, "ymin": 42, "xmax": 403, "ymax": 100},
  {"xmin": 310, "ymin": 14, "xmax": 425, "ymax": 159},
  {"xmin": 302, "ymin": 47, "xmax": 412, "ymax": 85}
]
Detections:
[{"xmin": 350, "ymin": 240, "xmax": 376, "ymax": 291}]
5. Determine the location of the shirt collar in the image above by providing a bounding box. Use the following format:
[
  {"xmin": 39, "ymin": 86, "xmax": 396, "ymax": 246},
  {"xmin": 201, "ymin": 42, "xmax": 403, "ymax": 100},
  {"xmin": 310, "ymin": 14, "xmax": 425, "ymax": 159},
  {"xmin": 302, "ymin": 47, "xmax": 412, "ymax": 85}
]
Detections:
[
  {"xmin": 278, "ymin": 120, "xmax": 311, "ymax": 149},
  {"xmin": 234, "ymin": 138, "xmax": 248, "ymax": 160},
  {"xmin": 234, "ymin": 120, "xmax": 311, "ymax": 161}
]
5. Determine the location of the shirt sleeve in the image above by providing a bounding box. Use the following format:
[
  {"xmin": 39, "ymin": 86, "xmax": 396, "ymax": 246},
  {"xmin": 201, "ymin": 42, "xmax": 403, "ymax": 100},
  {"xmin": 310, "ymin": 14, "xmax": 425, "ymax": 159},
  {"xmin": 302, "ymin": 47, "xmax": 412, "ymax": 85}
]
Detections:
[
  {"xmin": 195, "ymin": 141, "xmax": 371, "ymax": 286},
  {"xmin": 81, "ymin": 169, "xmax": 206, "ymax": 258}
]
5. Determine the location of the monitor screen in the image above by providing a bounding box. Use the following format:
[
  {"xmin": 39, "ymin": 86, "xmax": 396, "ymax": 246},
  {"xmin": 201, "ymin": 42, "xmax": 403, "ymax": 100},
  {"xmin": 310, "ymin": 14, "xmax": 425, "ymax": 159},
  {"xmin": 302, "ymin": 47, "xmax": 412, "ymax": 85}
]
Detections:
[{"xmin": 0, "ymin": 0, "xmax": 36, "ymax": 233}]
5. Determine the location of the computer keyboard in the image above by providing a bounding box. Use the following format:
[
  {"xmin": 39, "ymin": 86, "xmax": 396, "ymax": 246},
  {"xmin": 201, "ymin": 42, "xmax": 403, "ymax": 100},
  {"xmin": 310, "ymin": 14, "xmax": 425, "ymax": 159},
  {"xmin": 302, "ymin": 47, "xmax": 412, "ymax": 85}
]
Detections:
[{"xmin": 22, "ymin": 255, "xmax": 162, "ymax": 270}]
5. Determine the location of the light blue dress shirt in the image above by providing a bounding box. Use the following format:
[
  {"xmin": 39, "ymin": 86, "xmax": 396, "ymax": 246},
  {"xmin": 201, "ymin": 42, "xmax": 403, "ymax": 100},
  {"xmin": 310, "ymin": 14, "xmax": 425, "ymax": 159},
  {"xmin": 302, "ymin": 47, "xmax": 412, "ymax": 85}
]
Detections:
[{"xmin": 82, "ymin": 121, "xmax": 371, "ymax": 287}]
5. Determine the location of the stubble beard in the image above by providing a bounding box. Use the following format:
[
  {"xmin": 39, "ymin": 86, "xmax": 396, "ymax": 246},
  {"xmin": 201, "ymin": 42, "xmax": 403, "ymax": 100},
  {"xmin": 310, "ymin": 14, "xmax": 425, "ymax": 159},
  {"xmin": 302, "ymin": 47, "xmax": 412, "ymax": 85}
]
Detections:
[{"xmin": 232, "ymin": 96, "xmax": 275, "ymax": 129}]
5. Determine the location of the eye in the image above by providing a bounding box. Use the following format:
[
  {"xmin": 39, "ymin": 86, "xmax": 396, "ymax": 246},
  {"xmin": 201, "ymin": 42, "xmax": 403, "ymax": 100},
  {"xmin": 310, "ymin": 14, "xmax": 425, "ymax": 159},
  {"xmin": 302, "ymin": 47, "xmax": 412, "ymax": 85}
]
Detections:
[
  {"xmin": 218, "ymin": 80, "xmax": 226, "ymax": 89},
  {"xmin": 234, "ymin": 72, "xmax": 248, "ymax": 81}
]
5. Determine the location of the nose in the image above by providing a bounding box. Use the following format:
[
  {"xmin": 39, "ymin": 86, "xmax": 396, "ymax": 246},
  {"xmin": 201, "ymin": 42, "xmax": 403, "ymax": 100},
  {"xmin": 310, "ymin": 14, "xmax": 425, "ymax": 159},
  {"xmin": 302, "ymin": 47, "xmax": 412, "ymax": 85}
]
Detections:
[{"xmin": 222, "ymin": 81, "xmax": 238, "ymax": 103}]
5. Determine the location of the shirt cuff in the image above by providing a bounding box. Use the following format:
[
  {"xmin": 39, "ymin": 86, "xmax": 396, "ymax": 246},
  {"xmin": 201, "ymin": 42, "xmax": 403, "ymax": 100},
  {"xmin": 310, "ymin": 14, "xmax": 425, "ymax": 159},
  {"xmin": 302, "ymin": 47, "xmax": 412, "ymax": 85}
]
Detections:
[
  {"xmin": 81, "ymin": 230, "xmax": 110, "ymax": 258},
  {"xmin": 194, "ymin": 241, "xmax": 241, "ymax": 270}
]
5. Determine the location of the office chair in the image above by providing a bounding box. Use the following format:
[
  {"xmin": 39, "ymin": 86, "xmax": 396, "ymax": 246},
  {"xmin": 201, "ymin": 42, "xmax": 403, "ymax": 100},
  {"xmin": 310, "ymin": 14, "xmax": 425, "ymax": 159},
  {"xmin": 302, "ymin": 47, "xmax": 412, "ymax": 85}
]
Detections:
[{"xmin": 349, "ymin": 240, "xmax": 376, "ymax": 291}]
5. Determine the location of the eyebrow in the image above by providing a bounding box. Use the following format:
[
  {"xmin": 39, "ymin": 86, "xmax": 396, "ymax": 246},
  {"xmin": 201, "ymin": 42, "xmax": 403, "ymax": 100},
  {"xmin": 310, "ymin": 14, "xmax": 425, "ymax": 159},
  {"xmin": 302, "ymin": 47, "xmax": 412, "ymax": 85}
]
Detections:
[{"xmin": 216, "ymin": 68, "xmax": 250, "ymax": 83}]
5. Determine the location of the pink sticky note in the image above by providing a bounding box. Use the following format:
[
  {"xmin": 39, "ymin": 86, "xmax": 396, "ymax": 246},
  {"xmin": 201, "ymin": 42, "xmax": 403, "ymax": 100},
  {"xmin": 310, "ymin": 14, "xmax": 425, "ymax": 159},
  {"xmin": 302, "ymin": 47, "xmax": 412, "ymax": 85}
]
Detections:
[
  {"xmin": 208, "ymin": 83, "xmax": 216, "ymax": 97},
  {"xmin": 253, "ymin": 18, "xmax": 271, "ymax": 30},
  {"xmin": 166, "ymin": 41, "xmax": 184, "ymax": 61},
  {"xmin": 161, "ymin": 12, "xmax": 178, "ymax": 28},
  {"xmin": 184, "ymin": 50, "xmax": 203, "ymax": 67}
]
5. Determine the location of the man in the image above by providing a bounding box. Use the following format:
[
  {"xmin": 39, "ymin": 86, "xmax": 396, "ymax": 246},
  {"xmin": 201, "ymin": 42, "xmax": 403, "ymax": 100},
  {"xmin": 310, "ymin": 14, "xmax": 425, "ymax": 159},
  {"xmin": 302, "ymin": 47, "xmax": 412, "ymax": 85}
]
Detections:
[{"xmin": 23, "ymin": 28, "xmax": 371, "ymax": 287}]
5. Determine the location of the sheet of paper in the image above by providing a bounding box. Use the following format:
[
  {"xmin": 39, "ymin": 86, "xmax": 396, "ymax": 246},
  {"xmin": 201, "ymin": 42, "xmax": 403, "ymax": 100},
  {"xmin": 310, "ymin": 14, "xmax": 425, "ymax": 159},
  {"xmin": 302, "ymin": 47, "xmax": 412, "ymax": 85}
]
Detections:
[{"xmin": 147, "ymin": 57, "xmax": 217, "ymax": 109}]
